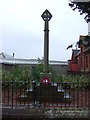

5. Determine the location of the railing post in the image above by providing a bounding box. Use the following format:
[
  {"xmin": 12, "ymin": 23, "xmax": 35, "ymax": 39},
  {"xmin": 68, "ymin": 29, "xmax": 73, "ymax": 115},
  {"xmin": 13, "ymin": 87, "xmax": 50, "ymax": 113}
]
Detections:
[
  {"xmin": 8, "ymin": 81, "xmax": 9, "ymax": 106},
  {"xmin": 77, "ymin": 79, "xmax": 79, "ymax": 109},
  {"xmin": 85, "ymin": 82, "xmax": 88, "ymax": 108},
  {"xmin": 73, "ymin": 82, "xmax": 75, "ymax": 108},
  {"xmin": 11, "ymin": 80, "xmax": 14, "ymax": 108},
  {"xmin": 16, "ymin": 81, "xmax": 17, "ymax": 105},
  {"xmin": 24, "ymin": 81, "xmax": 26, "ymax": 105},
  {"xmin": 69, "ymin": 82, "xmax": 71, "ymax": 107},
  {"xmin": 60, "ymin": 79, "xmax": 63, "ymax": 108},
  {"xmin": 28, "ymin": 79, "xmax": 30, "ymax": 107},
  {"xmin": 33, "ymin": 80, "xmax": 37, "ymax": 106},
  {"xmin": 3, "ymin": 81, "xmax": 6, "ymax": 105},
  {"xmin": 82, "ymin": 81, "xmax": 84, "ymax": 108}
]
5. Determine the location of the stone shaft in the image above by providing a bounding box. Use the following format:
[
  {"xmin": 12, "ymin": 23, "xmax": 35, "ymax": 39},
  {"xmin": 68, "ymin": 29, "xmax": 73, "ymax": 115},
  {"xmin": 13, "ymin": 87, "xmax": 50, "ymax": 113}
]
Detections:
[{"xmin": 44, "ymin": 21, "xmax": 49, "ymax": 73}]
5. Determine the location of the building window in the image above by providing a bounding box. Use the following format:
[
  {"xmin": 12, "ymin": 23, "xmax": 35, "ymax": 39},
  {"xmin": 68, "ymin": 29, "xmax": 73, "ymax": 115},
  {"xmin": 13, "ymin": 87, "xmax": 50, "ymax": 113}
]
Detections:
[
  {"xmin": 81, "ymin": 54, "xmax": 84, "ymax": 68},
  {"xmin": 86, "ymin": 55, "xmax": 88, "ymax": 68}
]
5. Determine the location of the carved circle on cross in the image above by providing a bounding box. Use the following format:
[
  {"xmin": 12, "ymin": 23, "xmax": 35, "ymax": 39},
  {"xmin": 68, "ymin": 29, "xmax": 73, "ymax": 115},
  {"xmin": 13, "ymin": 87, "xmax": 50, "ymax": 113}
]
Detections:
[{"xmin": 41, "ymin": 9, "xmax": 52, "ymax": 22}]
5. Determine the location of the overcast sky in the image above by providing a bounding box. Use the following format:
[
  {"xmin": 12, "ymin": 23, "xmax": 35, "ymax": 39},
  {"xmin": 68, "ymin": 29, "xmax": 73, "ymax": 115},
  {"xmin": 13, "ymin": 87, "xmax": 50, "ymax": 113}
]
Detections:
[{"xmin": 0, "ymin": 0, "xmax": 88, "ymax": 61}]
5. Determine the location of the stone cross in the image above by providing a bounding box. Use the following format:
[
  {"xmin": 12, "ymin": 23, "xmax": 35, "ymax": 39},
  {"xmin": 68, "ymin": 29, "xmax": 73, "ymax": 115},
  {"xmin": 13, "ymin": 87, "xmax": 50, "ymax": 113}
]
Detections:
[{"xmin": 41, "ymin": 9, "xmax": 52, "ymax": 73}]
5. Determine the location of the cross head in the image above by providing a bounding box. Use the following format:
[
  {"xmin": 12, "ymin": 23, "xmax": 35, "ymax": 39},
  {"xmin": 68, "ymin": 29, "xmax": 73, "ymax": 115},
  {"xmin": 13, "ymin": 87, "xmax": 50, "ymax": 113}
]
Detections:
[{"xmin": 41, "ymin": 9, "xmax": 52, "ymax": 22}]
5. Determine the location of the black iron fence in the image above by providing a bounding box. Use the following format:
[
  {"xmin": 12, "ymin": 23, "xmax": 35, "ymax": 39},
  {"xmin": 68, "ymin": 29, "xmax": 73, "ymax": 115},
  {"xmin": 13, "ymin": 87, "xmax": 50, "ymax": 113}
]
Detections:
[{"xmin": 2, "ymin": 80, "xmax": 89, "ymax": 110}]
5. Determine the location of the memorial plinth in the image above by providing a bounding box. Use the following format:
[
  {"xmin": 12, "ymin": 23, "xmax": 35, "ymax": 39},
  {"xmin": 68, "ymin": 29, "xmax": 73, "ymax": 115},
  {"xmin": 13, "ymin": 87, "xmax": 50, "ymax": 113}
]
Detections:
[{"xmin": 18, "ymin": 82, "xmax": 72, "ymax": 103}]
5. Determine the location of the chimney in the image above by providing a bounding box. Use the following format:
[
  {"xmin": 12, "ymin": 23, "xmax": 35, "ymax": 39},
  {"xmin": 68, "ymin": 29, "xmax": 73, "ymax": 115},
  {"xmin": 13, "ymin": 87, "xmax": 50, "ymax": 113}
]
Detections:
[
  {"xmin": 13, "ymin": 53, "xmax": 15, "ymax": 58},
  {"xmin": 88, "ymin": 32, "xmax": 90, "ymax": 36}
]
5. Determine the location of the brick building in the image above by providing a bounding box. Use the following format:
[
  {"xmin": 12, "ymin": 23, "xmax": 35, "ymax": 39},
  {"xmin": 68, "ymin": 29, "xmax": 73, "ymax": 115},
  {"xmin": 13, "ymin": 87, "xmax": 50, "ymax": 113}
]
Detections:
[
  {"xmin": 68, "ymin": 49, "xmax": 80, "ymax": 72},
  {"xmin": 68, "ymin": 35, "xmax": 90, "ymax": 73}
]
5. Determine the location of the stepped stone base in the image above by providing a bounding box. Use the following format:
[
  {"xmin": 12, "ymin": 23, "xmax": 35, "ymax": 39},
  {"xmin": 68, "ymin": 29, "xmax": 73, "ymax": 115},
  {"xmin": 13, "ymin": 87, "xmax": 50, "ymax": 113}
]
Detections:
[{"xmin": 18, "ymin": 83, "xmax": 72, "ymax": 103}]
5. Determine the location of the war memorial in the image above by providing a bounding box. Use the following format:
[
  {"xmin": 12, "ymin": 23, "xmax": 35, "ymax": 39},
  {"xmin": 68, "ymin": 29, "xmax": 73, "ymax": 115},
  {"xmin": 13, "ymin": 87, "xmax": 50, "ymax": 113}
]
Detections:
[
  {"xmin": 2, "ymin": 10, "xmax": 88, "ymax": 120},
  {"xmin": 18, "ymin": 10, "xmax": 71, "ymax": 105}
]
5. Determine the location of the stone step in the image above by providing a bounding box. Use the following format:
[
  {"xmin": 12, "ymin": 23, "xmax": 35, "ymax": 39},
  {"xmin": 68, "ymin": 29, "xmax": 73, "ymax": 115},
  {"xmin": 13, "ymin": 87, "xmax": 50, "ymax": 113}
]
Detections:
[
  {"xmin": 25, "ymin": 89, "xmax": 64, "ymax": 97},
  {"xmin": 17, "ymin": 84, "xmax": 72, "ymax": 103},
  {"xmin": 25, "ymin": 85, "xmax": 65, "ymax": 96},
  {"xmin": 18, "ymin": 92, "xmax": 72, "ymax": 103}
]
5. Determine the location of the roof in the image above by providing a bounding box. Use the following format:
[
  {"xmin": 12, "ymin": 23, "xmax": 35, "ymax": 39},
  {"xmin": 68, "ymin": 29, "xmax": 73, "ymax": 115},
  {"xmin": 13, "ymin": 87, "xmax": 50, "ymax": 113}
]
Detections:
[
  {"xmin": 0, "ymin": 52, "xmax": 68, "ymax": 65},
  {"xmin": 0, "ymin": 52, "xmax": 14, "ymax": 59},
  {"xmin": 83, "ymin": 46, "xmax": 90, "ymax": 53}
]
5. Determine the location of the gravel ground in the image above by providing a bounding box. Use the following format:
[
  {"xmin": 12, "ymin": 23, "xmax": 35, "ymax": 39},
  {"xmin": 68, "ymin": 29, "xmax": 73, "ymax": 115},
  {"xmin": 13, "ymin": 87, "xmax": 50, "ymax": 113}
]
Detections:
[
  {"xmin": 2, "ymin": 106, "xmax": 89, "ymax": 119},
  {"xmin": 44, "ymin": 109, "xmax": 89, "ymax": 119}
]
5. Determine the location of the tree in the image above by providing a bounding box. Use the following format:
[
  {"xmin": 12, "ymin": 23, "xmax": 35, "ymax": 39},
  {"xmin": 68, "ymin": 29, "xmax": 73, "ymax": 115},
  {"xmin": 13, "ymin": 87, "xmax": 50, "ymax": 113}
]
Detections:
[{"xmin": 68, "ymin": 0, "xmax": 90, "ymax": 23}]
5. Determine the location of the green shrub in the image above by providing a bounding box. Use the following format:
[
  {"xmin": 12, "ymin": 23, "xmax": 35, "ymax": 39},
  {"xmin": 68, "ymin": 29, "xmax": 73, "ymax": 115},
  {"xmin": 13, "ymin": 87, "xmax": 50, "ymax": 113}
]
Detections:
[{"xmin": 2, "ymin": 63, "xmax": 89, "ymax": 89}]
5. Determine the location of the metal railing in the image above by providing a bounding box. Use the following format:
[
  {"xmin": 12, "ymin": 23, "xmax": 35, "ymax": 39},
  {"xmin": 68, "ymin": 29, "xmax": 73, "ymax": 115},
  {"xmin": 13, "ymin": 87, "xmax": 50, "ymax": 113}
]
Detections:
[{"xmin": 2, "ymin": 80, "xmax": 88, "ymax": 110}]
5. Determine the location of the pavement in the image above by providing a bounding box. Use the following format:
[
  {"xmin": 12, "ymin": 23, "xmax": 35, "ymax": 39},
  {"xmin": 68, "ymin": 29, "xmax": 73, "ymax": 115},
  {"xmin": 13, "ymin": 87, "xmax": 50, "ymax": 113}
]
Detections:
[{"xmin": 1, "ymin": 106, "xmax": 90, "ymax": 120}]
